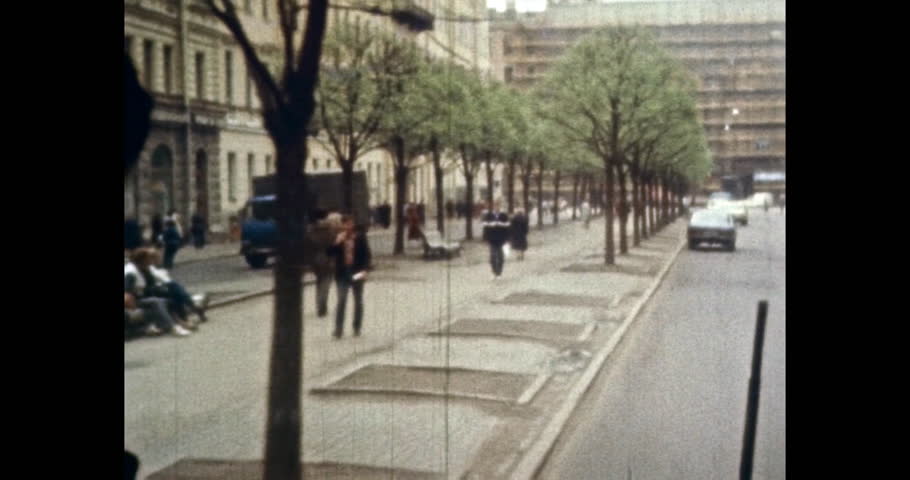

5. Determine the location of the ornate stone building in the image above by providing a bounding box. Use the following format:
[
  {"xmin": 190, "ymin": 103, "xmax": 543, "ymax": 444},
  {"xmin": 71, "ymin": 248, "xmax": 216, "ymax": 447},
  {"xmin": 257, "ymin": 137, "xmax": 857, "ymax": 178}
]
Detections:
[
  {"xmin": 489, "ymin": 0, "xmax": 785, "ymax": 194},
  {"xmin": 125, "ymin": 0, "xmax": 490, "ymax": 235}
]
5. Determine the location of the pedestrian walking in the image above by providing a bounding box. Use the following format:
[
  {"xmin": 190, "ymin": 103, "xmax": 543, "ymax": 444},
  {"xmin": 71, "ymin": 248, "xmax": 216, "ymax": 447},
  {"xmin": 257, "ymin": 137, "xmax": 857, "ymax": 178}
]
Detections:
[
  {"xmin": 166, "ymin": 209, "xmax": 184, "ymax": 239},
  {"xmin": 151, "ymin": 214, "xmax": 164, "ymax": 247},
  {"xmin": 327, "ymin": 215, "xmax": 372, "ymax": 338},
  {"xmin": 406, "ymin": 204, "xmax": 422, "ymax": 242},
  {"xmin": 510, "ymin": 209, "xmax": 529, "ymax": 261},
  {"xmin": 446, "ymin": 200, "xmax": 455, "ymax": 219},
  {"xmin": 191, "ymin": 213, "xmax": 207, "ymax": 249},
  {"xmin": 581, "ymin": 201, "xmax": 592, "ymax": 229},
  {"xmin": 124, "ymin": 218, "xmax": 143, "ymax": 254},
  {"xmin": 305, "ymin": 210, "xmax": 340, "ymax": 318},
  {"xmin": 161, "ymin": 220, "xmax": 182, "ymax": 269},
  {"xmin": 482, "ymin": 206, "xmax": 510, "ymax": 279}
]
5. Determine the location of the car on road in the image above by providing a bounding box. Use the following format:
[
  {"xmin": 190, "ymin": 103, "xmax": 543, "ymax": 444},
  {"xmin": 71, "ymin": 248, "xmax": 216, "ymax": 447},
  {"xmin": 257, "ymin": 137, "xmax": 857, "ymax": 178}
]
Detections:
[
  {"xmin": 708, "ymin": 198, "xmax": 748, "ymax": 226},
  {"xmin": 688, "ymin": 208, "xmax": 737, "ymax": 251},
  {"xmin": 746, "ymin": 192, "xmax": 774, "ymax": 209}
]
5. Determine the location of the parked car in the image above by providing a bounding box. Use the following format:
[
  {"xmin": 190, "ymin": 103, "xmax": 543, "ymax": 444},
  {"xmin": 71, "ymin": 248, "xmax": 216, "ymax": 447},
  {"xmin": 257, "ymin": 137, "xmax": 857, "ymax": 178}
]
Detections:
[{"xmin": 688, "ymin": 208, "xmax": 737, "ymax": 251}]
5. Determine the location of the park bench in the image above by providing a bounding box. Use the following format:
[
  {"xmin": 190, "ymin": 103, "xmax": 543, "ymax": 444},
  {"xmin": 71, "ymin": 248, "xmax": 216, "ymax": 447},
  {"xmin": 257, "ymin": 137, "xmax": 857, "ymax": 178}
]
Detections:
[{"xmin": 421, "ymin": 229, "xmax": 462, "ymax": 259}]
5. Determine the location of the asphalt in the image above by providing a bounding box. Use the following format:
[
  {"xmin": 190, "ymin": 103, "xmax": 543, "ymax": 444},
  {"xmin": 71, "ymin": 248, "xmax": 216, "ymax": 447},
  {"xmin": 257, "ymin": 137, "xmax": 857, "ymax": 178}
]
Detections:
[{"xmin": 535, "ymin": 208, "xmax": 785, "ymax": 479}]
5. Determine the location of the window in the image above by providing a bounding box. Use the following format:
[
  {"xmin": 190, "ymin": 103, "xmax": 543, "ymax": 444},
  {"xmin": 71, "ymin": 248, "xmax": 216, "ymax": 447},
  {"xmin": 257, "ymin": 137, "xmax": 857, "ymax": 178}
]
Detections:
[
  {"xmin": 247, "ymin": 153, "xmax": 255, "ymax": 193},
  {"xmin": 228, "ymin": 153, "xmax": 237, "ymax": 200},
  {"xmin": 195, "ymin": 52, "xmax": 206, "ymax": 100},
  {"xmin": 755, "ymin": 139, "xmax": 771, "ymax": 151},
  {"xmin": 265, "ymin": 154, "xmax": 273, "ymax": 174},
  {"xmin": 163, "ymin": 45, "xmax": 173, "ymax": 94},
  {"xmin": 225, "ymin": 50, "xmax": 233, "ymax": 105},
  {"xmin": 262, "ymin": 0, "xmax": 268, "ymax": 20},
  {"xmin": 505, "ymin": 66, "xmax": 513, "ymax": 82},
  {"xmin": 143, "ymin": 40, "xmax": 154, "ymax": 90}
]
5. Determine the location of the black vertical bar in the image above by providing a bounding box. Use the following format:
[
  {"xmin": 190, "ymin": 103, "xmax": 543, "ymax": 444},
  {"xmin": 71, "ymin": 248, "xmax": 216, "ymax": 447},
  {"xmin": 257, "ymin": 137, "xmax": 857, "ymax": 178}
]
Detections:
[{"xmin": 740, "ymin": 301, "xmax": 768, "ymax": 480}]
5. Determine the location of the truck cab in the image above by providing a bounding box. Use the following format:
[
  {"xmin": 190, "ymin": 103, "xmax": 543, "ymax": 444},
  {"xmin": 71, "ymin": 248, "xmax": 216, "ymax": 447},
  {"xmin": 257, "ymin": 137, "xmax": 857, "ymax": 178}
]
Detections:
[
  {"xmin": 239, "ymin": 171, "xmax": 370, "ymax": 269},
  {"xmin": 240, "ymin": 195, "xmax": 278, "ymax": 268}
]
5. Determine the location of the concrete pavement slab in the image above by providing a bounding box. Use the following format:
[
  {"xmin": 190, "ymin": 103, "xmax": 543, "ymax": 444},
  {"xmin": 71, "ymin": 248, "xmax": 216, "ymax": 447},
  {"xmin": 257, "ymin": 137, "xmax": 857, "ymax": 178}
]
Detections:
[{"xmin": 131, "ymin": 215, "xmax": 689, "ymax": 480}]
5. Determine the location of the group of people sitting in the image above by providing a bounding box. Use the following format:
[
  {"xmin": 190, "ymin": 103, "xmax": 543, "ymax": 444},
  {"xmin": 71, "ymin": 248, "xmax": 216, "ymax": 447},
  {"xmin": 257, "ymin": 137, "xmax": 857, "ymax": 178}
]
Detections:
[{"xmin": 124, "ymin": 247, "xmax": 208, "ymax": 338}]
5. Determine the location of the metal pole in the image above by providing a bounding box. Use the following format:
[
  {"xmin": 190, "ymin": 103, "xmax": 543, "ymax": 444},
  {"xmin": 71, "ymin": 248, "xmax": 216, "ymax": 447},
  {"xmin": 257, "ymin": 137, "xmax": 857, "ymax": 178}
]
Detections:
[{"xmin": 739, "ymin": 300, "xmax": 768, "ymax": 480}]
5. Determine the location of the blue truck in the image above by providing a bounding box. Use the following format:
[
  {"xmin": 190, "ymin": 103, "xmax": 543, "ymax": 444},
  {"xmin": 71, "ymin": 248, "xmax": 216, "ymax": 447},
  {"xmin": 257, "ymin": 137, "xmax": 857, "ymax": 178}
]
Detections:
[{"xmin": 240, "ymin": 171, "xmax": 370, "ymax": 269}]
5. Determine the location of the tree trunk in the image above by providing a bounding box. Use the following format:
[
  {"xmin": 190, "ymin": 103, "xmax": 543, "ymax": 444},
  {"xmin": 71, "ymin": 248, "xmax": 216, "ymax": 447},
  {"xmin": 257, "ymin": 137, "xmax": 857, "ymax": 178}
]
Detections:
[
  {"xmin": 341, "ymin": 158, "xmax": 355, "ymax": 214},
  {"xmin": 648, "ymin": 177, "xmax": 657, "ymax": 234},
  {"xmin": 431, "ymin": 137, "xmax": 445, "ymax": 234},
  {"xmin": 661, "ymin": 176, "xmax": 670, "ymax": 227},
  {"xmin": 536, "ymin": 160, "xmax": 544, "ymax": 229},
  {"xmin": 617, "ymin": 163, "xmax": 628, "ymax": 255},
  {"xmin": 521, "ymin": 164, "xmax": 531, "ymax": 215},
  {"xmin": 631, "ymin": 165, "xmax": 640, "ymax": 247},
  {"xmin": 604, "ymin": 163, "xmax": 615, "ymax": 265},
  {"xmin": 507, "ymin": 155, "xmax": 516, "ymax": 214},
  {"xmin": 676, "ymin": 181, "xmax": 685, "ymax": 217},
  {"xmin": 393, "ymin": 165, "xmax": 409, "ymax": 255},
  {"xmin": 484, "ymin": 152, "xmax": 494, "ymax": 210},
  {"xmin": 553, "ymin": 170, "xmax": 561, "ymax": 225},
  {"xmin": 464, "ymin": 173, "xmax": 474, "ymax": 240},
  {"xmin": 640, "ymin": 174, "xmax": 649, "ymax": 239},
  {"xmin": 571, "ymin": 173, "xmax": 579, "ymax": 220},
  {"xmin": 392, "ymin": 138, "xmax": 408, "ymax": 255},
  {"xmin": 265, "ymin": 133, "xmax": 308, "ymax": 480}
]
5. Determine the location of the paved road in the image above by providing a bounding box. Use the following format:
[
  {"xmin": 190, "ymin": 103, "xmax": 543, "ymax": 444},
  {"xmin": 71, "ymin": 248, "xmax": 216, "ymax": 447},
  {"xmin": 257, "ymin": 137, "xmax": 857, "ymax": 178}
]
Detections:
[{"xmin": 537, "ymin": 208, "xmax": 785, "ymax": 480}]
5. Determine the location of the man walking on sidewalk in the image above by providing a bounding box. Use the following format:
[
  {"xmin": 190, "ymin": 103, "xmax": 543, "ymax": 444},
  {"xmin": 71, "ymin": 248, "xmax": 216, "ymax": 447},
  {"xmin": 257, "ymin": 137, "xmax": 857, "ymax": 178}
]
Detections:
[
  {"xmin": 305, "ymin": 210, "xmax": 339, "ymax": 318},
  {"xmin": 482, "ymin": 205, "xmax": 511, "ymax": 279},
  {"xmin": 327, "ymin": 215, "xmax": 372, "ymax": 338}
]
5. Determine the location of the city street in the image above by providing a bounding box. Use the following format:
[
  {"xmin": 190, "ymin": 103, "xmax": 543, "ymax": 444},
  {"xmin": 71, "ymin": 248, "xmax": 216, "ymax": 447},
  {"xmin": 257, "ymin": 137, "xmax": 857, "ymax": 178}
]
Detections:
[
  {"xmin": 126, "ymin": 209, "xmax": 617, "ymax": 479},
  {"xmin": 536, "ymin": 208, "xmax": 785, "ymax": 479}
]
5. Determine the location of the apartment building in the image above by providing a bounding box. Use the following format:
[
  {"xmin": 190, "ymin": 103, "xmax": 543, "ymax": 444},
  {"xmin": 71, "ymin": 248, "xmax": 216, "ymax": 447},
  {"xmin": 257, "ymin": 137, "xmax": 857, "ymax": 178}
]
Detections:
[
  {"xmin": 489, "ymin": 0, "xmax": 785, "ymax": 194},
  {"xmin": 125, "ymin": 0, "xmax": 491, "ymax": 235}
]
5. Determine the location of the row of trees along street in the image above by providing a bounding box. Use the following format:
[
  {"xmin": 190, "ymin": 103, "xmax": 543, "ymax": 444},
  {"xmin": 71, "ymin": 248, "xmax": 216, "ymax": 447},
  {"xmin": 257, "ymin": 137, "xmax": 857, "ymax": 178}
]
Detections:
[
  {"xmin": 314, "ymin": 22, "xmax": 712, "ymax": 263},
  {"xmin": 168, "ymin": 2, "xmax": 712, "ymax": 478}
]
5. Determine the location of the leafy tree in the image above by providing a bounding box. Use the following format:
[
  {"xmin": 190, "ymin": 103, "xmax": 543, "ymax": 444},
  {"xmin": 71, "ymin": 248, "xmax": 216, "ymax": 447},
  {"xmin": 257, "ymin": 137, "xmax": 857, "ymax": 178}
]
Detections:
[
  {"xmin": 201, "ymin": 2, "xmax": 433, "ymax": 478},
  {"xmin": 316, "ymin": 19, "xmax": 418, "ymax": 213}
]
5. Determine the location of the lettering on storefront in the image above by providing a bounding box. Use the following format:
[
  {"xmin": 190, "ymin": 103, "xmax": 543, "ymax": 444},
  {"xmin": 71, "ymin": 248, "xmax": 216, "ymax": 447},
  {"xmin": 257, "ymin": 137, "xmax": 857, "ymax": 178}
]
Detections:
[
  {"xmin": 192, "ymin": 114, "xmax": 226, "ymax": 128},
  {"xmin": 226, "ymin": 114, "xmax": 263, "ymax": 130},
  {"xmin": 151, "ymin": 110, "xmax": 189, "ymax": 124}
]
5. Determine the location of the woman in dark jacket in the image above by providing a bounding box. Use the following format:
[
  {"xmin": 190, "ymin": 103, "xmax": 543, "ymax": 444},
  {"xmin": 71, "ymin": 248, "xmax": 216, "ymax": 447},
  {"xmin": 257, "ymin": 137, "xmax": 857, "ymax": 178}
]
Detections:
[
  {"xmin": 161, "ymin": 220, "xmax": 182, "ymax": 269},
  {"xmin": 510, "ymin": 210, "xmax": 529, "ymax": 261},
  {"xmin": 327, "ymin": 216, "xmax": 372, "ymax": 339},
  {"xmin": 190, "ymin": 214, "xmax": 207, "ymax": 249},
  {"xmin": 151, "ymin": 214, "xmax": 164, "ymax": 247}
]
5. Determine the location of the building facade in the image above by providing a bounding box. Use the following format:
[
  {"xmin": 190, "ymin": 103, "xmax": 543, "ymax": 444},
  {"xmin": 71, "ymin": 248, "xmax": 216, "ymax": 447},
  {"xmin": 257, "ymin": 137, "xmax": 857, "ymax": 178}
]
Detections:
[
  {"xmin": 125, "ymin": 0, "xmax": 491, "ymax": 236},
  {"xmin": 488, "ymin": 0, "xmax": 785, "ymax": 195}
]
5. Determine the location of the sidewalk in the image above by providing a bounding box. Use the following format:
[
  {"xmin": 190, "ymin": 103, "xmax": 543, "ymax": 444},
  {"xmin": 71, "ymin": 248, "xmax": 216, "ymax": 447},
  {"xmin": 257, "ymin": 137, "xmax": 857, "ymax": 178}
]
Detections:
[{"xmin": 132, "ymin": 214, "xmax": 688, "ymax": 479}]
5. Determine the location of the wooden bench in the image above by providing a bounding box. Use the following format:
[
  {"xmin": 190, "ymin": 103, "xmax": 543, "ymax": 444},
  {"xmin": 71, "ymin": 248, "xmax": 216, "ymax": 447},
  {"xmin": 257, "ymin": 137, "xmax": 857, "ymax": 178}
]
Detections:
[{"xmin": 421, "ymin": 229, "xmax": 462, "ymax": 259}]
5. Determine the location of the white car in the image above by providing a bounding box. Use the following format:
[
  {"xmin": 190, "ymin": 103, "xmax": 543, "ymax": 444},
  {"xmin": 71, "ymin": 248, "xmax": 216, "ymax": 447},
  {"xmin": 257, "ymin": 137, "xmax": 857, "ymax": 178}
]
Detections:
[
  {"xmin": 708, "ymin": 199, "xmax": 749, "ymax": 226},
  {"xmin": 747, "ymin": 192, "xmax": 774, "ymax": 209}
]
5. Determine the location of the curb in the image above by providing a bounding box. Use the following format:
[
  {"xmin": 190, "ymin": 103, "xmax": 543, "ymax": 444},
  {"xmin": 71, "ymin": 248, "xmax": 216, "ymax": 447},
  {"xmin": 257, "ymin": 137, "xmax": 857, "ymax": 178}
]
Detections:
[
  {"xmin": 175, "ymin": 251, "xmax": 238, "ymax": 267},
  {"xmin": 509, "ymin": 220, "xmax": 687, "ymax": 480},
  {"xmin": 207, "ymin": 279, "xmax": 316, "ymax": 310}
]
